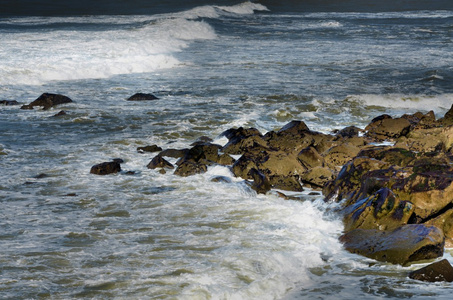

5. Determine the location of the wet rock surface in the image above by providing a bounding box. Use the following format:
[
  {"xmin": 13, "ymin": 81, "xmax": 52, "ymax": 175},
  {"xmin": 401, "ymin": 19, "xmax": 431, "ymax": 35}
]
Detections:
[{"xmin": 20, "ymin": 93, "xmax": 73, "ymax": 110}]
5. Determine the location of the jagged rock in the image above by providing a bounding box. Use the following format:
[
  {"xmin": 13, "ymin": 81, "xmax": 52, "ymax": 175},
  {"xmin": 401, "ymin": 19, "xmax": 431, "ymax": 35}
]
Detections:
[
  {"xmin": 340, "ymin": 224, "xmax": 444, "ymax": 265},
  {"xmin": 342, "ymin": 188, "xmax": 414, "ymax": 232},
  {"xmin": 365, "ymin": 115, "xmax": 411, "ymax": 140},
  {"xmin": 172, "ymin": 143, "xmax": 221, "ymax": 177},
  {"xmin": 264, "ymin": 120, "xmax": 331, "ymax": 153},
  {"xmin": 248, "ymin": 168, "xmax": 271, "ymax": 194},
  {"xmin": 174, "ymin": 161, "xmax": 207, "ymax": 177},
  {"xmin": 222, "ymin": 134, "xmax": 269, "ymax": 155},
  {"xmin": 217, "ymin": 153, "xmax": 236, "ymax": 166},
  {"xmin": 137, "ymin": 145, "xmax": 163, "ymax": 153},
  {"xmin": 439, "ymin": 104, "xmax": 453, "ymax": 126},
  {"xmin": 409, "ymin": 259, "xmax": 453, "ymax": 282},
  {"xmin": 221, "ymin": 127, "xmax": 266, "ymax": 155},
  {"xmin": 232, "ymin": 149, "xmax": 305, "ymax": 191},
  {"xmin": 127, "ymin": 93, "xmax": 158, "ymax": 101},
  {"xmin": 20, "ymin": 93, "xmax": 73, "ymax": 110},
  {"xmin": 147, "ymin": 155, "xmax": 174, "ymax": 170},
  {"xmin": 90, "ymin": 161, "xmax": 121, "ymax": 175},
  {"xmin": 323, "ymin": 156, "xmax": 390, "ymax": 203}
]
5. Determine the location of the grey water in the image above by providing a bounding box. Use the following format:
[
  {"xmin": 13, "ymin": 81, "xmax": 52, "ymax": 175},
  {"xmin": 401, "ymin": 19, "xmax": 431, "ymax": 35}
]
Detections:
[{"xmin": 1, "ymin": 1, "xmax": 453, "ymax": 299}]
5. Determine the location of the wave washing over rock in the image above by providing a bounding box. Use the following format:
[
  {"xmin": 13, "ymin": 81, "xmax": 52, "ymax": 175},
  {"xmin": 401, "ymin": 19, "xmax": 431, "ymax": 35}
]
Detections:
[{"xmin": 2, "ymin": 1, "xmax": 453, "ymax": 299}]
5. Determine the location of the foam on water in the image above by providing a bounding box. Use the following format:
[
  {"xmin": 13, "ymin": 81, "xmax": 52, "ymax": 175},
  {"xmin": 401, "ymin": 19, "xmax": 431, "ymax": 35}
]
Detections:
[{"xmin": 0, "ymin": 2, "xmax": 267, "ymax": 86}]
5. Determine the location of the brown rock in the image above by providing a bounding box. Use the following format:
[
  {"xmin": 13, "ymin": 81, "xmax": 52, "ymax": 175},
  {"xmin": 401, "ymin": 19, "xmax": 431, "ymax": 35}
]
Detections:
[
  {"xmin": 297, "ymin": 146, "xmax": 324, "ymax": 169},
  {"xmin": 301, "ymin": 166, "xmax": 335, "ymax": 189},
  {"xmin": 365, "ymin": 116, "xmax": 411, "ymax": 140},
  {"xmin": 90, "ymin": 161, "xmax": 121, "ymax": 175},
  {"xmin": 409, "ymin": 259, "xmax": 453, "ymax": 282},
  {"xmin": 147, "ymin": 155, "xmax": 174, "ymax": 170},
  {"xmin": 138, "ymin": 145, "xmax": 163, "ymax": 153},
  {"xmin": 340, "ymin": 224, "xmax": 444, "ymax": 265}
]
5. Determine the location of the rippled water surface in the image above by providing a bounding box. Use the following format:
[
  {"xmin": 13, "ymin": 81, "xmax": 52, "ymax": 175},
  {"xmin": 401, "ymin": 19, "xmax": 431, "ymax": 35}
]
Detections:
[{"xmin": 1, "ymin": 2, "xmax": 453, "ymax": 299}]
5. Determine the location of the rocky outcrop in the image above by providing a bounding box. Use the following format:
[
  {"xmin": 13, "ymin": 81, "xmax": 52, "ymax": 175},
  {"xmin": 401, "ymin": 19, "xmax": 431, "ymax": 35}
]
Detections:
[
  {"xmin": 133, "ymin": 105, "xmax": 453, "ymax": 266},
  {"xmin": 21, "ymin": 93, "xmax": 73, "ymax": 110},
  {"xmin": 127, "ymin": 93, "xmax": 159, "ymax": 101}
]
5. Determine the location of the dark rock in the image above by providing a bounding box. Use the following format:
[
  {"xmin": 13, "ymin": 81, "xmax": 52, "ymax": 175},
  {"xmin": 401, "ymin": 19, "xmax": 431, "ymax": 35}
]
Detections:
[
  {"xmin": 0, "ymin": 100, "xmax": 19, "ymax": 106},
  {"xmin": 137, "ymin": 145, "xmax": 163, "ymax": 153},
  {"xmin": 409, "ymin": 259, "xmax": 453, "ymax": 282},
  {"xmin": 248, "ymin": 168, "xmax": 271, "ymax": 194},
  {"xmin": 90, "ymin": 161, "xmax": 121, "ymax": 175},
  {"xmin": 340, "ymin": 224, "xmax": 444, "ymax": 265},
  {"xmin": 147, "ymin": 155, "xmax": 174, "ymax": 170},
  {"xmin": 34, "ymin": 173, "xmax": 49, "ymax": 179},
  {"xmin": 20, "ymin": 93, "xmax": 73, "ymax": 110},
  {"xmin": 335, "ymin": 126, "xmax": 362, "ymax": 138},
  {"xmin": 174, "ymin": 161, "xmax": 207, "ymax": 177},
  {"xmin": 220, "ymin": 127, "xmax": 262, "ymax": 140},
  {"xmin": 127, "ymin": 93, "xmax": 159, "ymax": 101},
  {"xmin": 222, "ymin": 134, "xmax": 269, "ymax": 155},
  {"xmin": 159, "ymin": 148, "xmax": 189, "ymax": 159}
]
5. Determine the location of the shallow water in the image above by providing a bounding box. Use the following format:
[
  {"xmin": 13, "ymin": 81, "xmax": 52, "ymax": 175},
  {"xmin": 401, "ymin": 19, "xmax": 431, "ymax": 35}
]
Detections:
[{"xmin": 1, "ymin": 2, "xmax": 453, "ymax": 299}]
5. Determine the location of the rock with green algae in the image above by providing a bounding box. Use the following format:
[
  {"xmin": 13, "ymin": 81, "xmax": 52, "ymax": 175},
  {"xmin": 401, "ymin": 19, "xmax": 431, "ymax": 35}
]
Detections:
[{"xmin": 340, "ymin": 224, "xmax": 444, "ymax": 265}]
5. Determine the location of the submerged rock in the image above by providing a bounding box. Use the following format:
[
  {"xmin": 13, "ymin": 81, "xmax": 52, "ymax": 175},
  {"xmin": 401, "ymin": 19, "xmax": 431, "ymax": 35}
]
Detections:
[
  {"xmin": 340, "ymin": 224, "xmax": 444, "ymax": 265},
  {"xmin": 20, "ymin": 93, "xmax": 73, "ymax": 110},
  {"xmin": 409, "ymin": 259, "xmax": 453, "ymax": 282},
  {"xmin": 0, "ymin": 100, "xmax": 19, "ymax": 106},
  {"xmin": 137, "ymin": 145, "xmax": 163, "ymax": 153},
  {"xmin": 127, "ymin": 93, "xmax": 159, "ymax": 101}
]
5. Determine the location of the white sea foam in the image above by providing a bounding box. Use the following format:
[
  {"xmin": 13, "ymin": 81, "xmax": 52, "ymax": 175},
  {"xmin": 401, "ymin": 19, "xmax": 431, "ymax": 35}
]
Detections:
[
  {"xmin": 346, "ymin": 93, "xmax": 453, "ymax": 116},
  {"xmin": 0, "ymin": 2, "xmax": 265, "ymax": 86}
]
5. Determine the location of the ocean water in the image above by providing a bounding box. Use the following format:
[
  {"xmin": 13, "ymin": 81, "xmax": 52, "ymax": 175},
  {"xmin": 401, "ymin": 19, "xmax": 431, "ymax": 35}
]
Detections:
[{"xmin": 1, "ymin": 1, "xmax": 453, "ymax": 299}]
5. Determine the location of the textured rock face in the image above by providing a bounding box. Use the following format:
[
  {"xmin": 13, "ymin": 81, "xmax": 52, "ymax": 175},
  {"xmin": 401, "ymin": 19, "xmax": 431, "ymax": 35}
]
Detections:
[
  {"xmin": 21, "ymin": 93, "xmax": 73, "ymax": 110},
  {"xmin": 340, "ymin": 224, "xmax": 444, "ymax": 265},
  {"xmin": 409, "ymin": 259, "xmax": 453, "ymax": 282}
]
